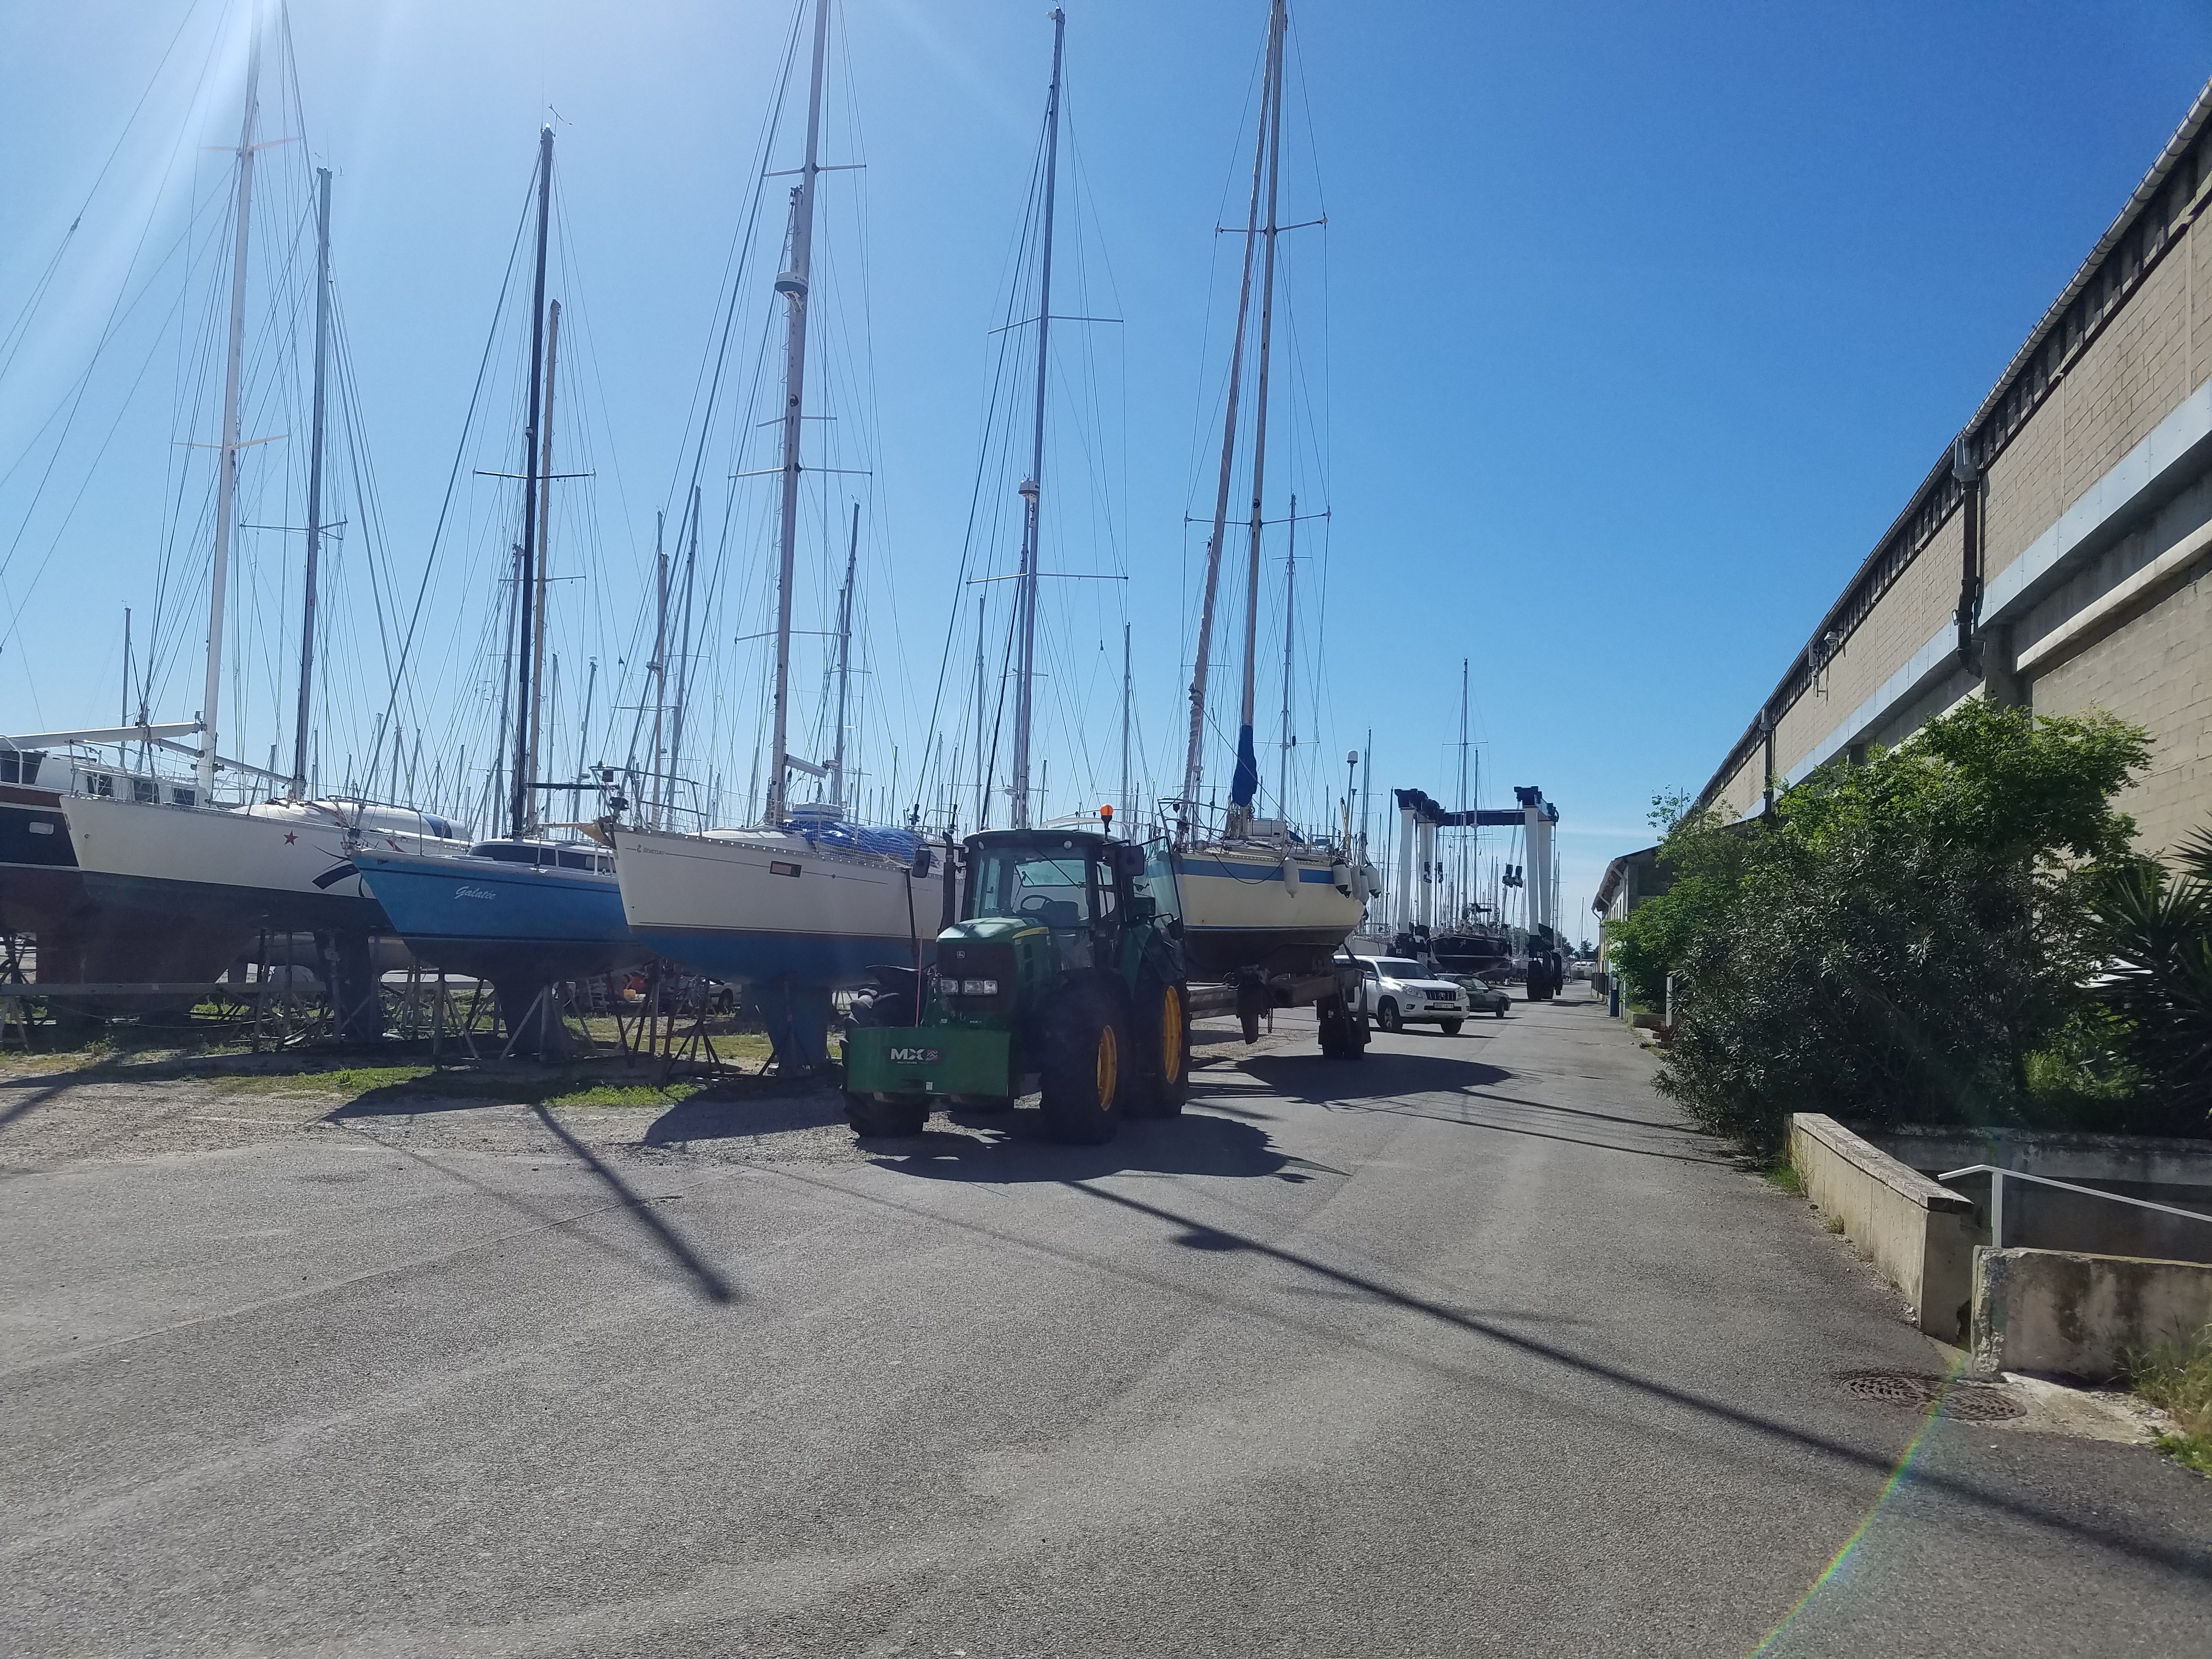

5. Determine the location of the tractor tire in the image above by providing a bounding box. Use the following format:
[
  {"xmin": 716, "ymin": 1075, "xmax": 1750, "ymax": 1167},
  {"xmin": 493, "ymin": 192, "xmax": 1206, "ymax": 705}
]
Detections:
[
  {"xmin": 845, "ymin": 1091, "xmax": 930, "ymax": 1138},
  {"xmin": 1441, "ymin": 1018, "xmax": 1464, "ymax": 1036},
  {"xmin": 1127, "ymin": 979, "xmax": 1190, "ymax": 1118},
  {"xmin": 1376, "ymin": 998, "xmax": 1403, "ymax": 1034},
  {"xmin": 1040, "ymin": 983, "xmax": 1130, "ymax": 1144}
]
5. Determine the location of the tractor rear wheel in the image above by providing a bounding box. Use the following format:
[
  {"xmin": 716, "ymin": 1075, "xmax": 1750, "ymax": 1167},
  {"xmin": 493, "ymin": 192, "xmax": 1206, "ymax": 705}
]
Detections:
[
  {"xmin": 1040, "ymin": 984, "xmax": 1130, "ymax": 1144},
  {"xmin": 845, "ymin": 1091, "xmax": 930, "ymax": 1138},
  {"xmin": 1127, "ymin": 979, "xmax": 1189, "ymax": 1118}
]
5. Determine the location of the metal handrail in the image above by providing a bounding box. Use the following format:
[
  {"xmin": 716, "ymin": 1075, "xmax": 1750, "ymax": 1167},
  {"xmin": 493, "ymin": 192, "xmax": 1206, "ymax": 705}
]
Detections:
[{"xmin": 1938, "ymin": 1163, "xmax": 2212, "ymax": 1250}]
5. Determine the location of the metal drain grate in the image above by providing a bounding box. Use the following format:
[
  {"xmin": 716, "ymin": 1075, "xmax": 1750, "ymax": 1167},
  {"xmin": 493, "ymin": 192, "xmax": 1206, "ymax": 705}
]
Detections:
[{"xmin": 1836, "ymin": 1369, "xmax": 2025, "ymax": 1421}]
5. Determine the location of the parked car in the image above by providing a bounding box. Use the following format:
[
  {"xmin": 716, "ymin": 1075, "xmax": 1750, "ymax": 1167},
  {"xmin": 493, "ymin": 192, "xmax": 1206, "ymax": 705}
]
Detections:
[
  {"xmin": 1341, "ymin": 955, "xmax": 1469, "ymax": 1035},
  {"xmin": 1444, "ymin": 974, "xmax": 1511, "ymax": 1017}
]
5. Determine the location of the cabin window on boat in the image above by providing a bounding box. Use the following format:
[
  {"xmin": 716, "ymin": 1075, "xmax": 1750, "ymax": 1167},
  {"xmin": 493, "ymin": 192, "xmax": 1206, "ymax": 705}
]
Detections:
[
  {"xmin": 132, "ymin": 778, "xmax": 156, "ymax": 804},
  {"xmin": 170, "ymin": 787, "xmax": 195, "ymax": 808},
  {"xmin": 425, "ymin": 816, "xmax": 455, "ymax": 842},
  {"xmin": 556, "ymin": 849, "xmax": 595, "ymax": 871},
  {"xmin": 84, "ymin": 773, "xmax": 114, "ymax": 798},
  {"xmin": 0, "ymin": 751, "xmax": 42, "ymax": 785}
]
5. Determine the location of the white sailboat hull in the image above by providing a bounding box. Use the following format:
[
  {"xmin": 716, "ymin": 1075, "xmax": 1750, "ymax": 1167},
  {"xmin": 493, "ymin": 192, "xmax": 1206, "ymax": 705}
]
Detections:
[
  {"xmin": 1174, "ymin": 843, "xmax": 1364, "ymax": 980},
  {"xmin": 61, "ymin": 794, "xmax": 464, "ymax": 930},
  {"xmin": 612, "ymin": 825, "xmax": 949, "ymax": 989}
]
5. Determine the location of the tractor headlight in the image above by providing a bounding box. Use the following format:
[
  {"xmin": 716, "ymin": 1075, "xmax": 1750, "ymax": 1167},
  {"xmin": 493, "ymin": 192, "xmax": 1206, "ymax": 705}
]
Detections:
[{"xmin": 958, "ymin": 977, "xmax": 1000, "ymax": 997}]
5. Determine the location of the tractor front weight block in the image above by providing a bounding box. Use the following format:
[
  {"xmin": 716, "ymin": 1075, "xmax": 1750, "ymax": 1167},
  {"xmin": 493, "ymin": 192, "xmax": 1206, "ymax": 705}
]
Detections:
[{"xmin": 844, "ymin": 1026, "xmax": 1013, "ymax": 1101}]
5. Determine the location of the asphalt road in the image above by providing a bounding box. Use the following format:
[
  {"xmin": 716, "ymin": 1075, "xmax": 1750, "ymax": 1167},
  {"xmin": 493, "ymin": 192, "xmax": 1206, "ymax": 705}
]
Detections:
[{"xmin": 4, "ymin": 989, "xmax": 2209, "ymax": 1656}]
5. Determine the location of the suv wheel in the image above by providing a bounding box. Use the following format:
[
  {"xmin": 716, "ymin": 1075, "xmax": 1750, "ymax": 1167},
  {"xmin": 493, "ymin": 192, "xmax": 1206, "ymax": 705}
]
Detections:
[{"xmin": 1376, "ymin": 998, "xmax": 1402, "ymax": 1033}]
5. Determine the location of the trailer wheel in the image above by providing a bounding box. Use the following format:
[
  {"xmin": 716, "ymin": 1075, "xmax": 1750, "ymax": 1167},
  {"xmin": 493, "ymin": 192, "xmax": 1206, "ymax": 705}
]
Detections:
[
  {"xmin": 1376, "ymin": 998, "xmax": 1402, "ymax": 1034},
  {"xmin": 1235, "ymin": 979, "xmax": 1268, "ymax": 1045},
  {"xmin": 845, "ymin": 1091, "xmax": 930, "ymax": 1139},
  {"xmin": 1318, "ymin": 991, "xmax": 1359, "ymax": 1058},
  {"xmin": 1040, "ymin": 983, "xmax": 1129, "ymax": 1144},
  {"xmin": 1128, "ymin": 979, "xmax": 1189, "ymax": 1118}
]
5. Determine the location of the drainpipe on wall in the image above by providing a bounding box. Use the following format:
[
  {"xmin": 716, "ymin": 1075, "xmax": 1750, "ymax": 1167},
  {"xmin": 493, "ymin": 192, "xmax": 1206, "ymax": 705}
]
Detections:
[
  {"xmin": 1759, "ymin": 707, "xmax": 1775, "ymax": 817},
  {"xmin": 1953, "ymin": 434, "xmax": 1984, "ymax": 675}
]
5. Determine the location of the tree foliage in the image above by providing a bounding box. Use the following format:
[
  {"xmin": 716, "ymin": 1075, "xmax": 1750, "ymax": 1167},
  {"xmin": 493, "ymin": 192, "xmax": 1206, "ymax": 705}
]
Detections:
[
  {"xmin": 1612, "ymin": 700, "xmax": 2152, "ymax": 1154},
  {"xmin": 2085, "ymin": 828, "xmax": 2212, "ymax": 1132}
]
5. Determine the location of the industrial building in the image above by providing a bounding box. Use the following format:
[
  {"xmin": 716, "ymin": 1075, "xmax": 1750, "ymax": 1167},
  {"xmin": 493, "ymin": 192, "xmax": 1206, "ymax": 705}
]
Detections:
[{"xmin": 1695, "ymin": 78, "xmax": 2212, "ymax": 856}]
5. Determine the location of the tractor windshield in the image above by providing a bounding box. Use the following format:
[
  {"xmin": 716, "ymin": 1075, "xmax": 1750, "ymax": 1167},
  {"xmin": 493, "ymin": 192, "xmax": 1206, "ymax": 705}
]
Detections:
[{"xmin": 971, "ymin": 847, "xmax": 1095, "ymax": 929}]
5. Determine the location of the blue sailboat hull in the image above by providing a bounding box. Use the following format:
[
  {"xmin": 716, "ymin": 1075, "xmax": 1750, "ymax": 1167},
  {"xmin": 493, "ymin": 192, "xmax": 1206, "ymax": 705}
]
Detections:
[{"xmin": 354, "ymin": 850, "xmax": 652, "ymax": 986}]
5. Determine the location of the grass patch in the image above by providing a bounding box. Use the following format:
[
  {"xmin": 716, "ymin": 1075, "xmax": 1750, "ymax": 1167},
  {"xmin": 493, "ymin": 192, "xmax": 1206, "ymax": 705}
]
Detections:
[
  {"xmin": 213, "ymin": 1064, "xmax": 438, "ymax": 1099},
  {"xmin": 541, "ymin": 1081, "xmax": 707, "ymax": 1110},
  {"xmin": 1764, "ymin": 1163, "xmax": 1803, "ymax": 1195},
  {"xmin": 2125, "ymin": 1327, "xmax": 2212, "ymax": 1475}
]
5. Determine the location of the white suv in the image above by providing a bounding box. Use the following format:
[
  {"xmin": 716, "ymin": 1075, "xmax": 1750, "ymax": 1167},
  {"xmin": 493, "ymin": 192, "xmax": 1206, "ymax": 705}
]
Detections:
[{"xmin": 1344, "ymin": 955, "xmax": 1469, "ymax": 1036}]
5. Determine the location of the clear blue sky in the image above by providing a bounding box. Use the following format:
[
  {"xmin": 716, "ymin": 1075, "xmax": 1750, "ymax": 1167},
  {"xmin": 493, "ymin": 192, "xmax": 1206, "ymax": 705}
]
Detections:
[{"xmin": 3, "ymin": 0, "xmax": 2209, "ymax": 935}]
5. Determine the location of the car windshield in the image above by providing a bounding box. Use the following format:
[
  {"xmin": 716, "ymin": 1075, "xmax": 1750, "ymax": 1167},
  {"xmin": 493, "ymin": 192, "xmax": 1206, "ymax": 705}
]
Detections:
[{"xmin": 1375, "ymin": 960, "xmax": 1427, "ymax": 978}]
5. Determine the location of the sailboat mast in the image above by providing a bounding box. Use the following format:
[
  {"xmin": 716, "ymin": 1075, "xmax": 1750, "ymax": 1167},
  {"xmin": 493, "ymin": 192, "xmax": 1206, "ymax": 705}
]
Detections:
[
  {"xmin": 199, "ymin": 14, "xmax": 263, "ymax": 800},
  {"xmin": 765, "ymin": 0, "xmax": 833, "ymax": 826},
  {"xmin": 665, "ymin": 483, "xmax": 702, "ymax": 821},
  {"xmin": 291, "ymin": 166, "xmax": 331, "ymax": 799},
  {"xmin": 973, "ymin": 595, "xmax": 987, "ymax": 830},
  {"xmin": 526, "ymin": 297, "xmax": 561, "ymax": 825},
  {"xmin": 1120, "ymin": 621, "xmax": 1132, "ymax": 838},
  {"xmin": 648, "ymin": 511, "xmax": 667, "ymax": 825},
  {"xmin": 1179, "ymin": 1, "xmax": 1278, "ymax": 838},
  {"xmin": 1228, "ymin": 0, "xmax": 1288, "ymax": 838},
  {"xmin": 1009, "ymin": 5, "xmax": 1066, "ymax": 832},
  {"xmin": 830, "ymin": 501, "xmax": 858, "ymax": 813},
  {"xmin": 506, "ymin": 124, "xmax": 554, "ymax": 840},
  {"xmin": 1278, "ymin": 492, "xmax": 1295, "ymax": 819}
]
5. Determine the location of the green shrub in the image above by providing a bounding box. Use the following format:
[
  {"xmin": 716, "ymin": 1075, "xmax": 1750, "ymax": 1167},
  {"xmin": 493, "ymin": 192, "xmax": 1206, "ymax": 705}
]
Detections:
[{"xmin": 1633, "ymin": 701, "xmax": 2149, "ymax": 1156}]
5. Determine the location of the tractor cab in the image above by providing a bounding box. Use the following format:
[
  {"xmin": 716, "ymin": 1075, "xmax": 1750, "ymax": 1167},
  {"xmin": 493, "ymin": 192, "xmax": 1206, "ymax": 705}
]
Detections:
[{"xmin": 960, "ymin": 830, "xmax": 1181, "ymax": 974}]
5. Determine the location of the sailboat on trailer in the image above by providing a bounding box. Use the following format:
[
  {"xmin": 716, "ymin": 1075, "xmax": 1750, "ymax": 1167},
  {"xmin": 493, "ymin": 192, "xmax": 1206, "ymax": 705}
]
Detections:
[
  {"xmin": 353, "ymin": 127, "xmax": 648, "ymax": 1030},
  {"xmin": 612, "ymin": 0, "xmax": 949, "ymax": 1070},
  {"xmin": 1171, "ymin": 0, "xmax": 1373, "ymax": 983},
  {"xmin": 0, "ymin": 10, "xmax": 468, "ymax": 1016}
]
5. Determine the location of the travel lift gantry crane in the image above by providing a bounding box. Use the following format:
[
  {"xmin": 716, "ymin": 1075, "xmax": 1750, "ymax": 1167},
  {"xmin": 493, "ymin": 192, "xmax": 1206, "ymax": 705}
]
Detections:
[{"xmin": 1391, "ymin": 785, "xmax": 1566, "ymax": 1001}]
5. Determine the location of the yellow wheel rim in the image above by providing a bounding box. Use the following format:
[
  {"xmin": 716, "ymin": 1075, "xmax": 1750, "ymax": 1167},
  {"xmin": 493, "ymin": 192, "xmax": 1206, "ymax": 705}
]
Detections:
[
  {"xmin": 1161, "ymin": 986, "xmax": 1183, "ymax": 1079},
  {"xmin": 1096, "ymin": 1023, "xmax": 1119, "ymax": 1105}
]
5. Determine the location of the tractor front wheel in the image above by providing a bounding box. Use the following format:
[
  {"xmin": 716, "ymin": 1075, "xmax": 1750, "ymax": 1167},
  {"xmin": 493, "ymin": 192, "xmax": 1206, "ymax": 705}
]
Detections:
[
  {"xmin": 1127, "ymin": 979, "xmax": 1190, "ymax": 1118},
  {"xmin": 845, "ymin": 1091, "xmax": 930, "ymax": 1139},
  {"xmin": 1040, "ymin": 984, "xmax": 1130, "ymax": 1144}
]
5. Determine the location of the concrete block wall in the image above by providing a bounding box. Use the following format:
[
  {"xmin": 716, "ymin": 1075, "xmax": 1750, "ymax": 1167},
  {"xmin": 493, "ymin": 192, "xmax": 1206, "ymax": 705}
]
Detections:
[
  {"xmin": 2032, "ymin": 564, "xmax": 2212, "ymax": 854},
  {"xmin": 1788, "ymin": 1113, "xmax": 1979, "ymax": 1339},
  {"xmin": 1971, "ymin": 1248, "xmax": 2212, "ymax": 1381}
]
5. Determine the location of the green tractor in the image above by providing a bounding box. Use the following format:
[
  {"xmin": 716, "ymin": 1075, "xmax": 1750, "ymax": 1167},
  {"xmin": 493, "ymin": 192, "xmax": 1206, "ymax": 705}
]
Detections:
[{"xmin": 840, "ymin": 828, "xmax": 1190, "ymax": 1143}]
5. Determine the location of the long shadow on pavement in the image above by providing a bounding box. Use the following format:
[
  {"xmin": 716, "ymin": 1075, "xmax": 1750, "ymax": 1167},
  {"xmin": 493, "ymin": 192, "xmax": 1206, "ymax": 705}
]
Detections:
[
  {"xmin": 1060, "ymin": 1180, "xmax": 2211, "ymax": 1579},
  {"xmin": 1240, "ymin": 1052, "xmax": 1728, "ymax": 1166},
  {"xmin": 866, "ymin": 1107, "xmax": 1310, "ymax": 1186}
]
